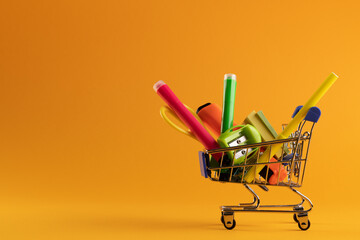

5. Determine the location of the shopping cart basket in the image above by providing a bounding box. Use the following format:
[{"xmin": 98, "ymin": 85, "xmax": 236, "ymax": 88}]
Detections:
[{"xmin": 198, "ymin": 106, "xmax": 321, "ymax": 231}]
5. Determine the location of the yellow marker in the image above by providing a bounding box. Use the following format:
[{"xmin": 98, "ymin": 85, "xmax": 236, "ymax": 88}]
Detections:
[{"xmin": 244, "ymin": 72, "xmax": 339, "ymax": 183}]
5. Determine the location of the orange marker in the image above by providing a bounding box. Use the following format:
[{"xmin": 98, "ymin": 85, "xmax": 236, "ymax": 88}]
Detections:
[{"xmin": 197, "ymin": 103, "xmax": 238, "ymax": 137}]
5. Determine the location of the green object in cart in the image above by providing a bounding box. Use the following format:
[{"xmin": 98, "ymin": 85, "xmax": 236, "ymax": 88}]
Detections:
[
  {"xmin": 217, "ymin": 124, "xmax": 262, "ymax": 165},
  {"xmin": 221, "ymin": 74, "xmax": 237, "ymax": 133}
]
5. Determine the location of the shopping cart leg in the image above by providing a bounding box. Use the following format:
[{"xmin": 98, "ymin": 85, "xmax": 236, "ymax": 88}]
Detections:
[
  {"xmin": 290, "ymin": 187, "xmax": 313, "ymax": 212},
  {"xmin": 220, "ymin": 184, "xmax": 260, "ymax": 212},
  {"xmin": 291, "ymin": 187, "xmax": 313, "ymax": 230},
  {"xmin": 219, "ymin": 184, "xmax": 261, "ymax": 230},
  {"xmin": 242, "ymin": 184, "xmax": 260, "ymax": 209}
]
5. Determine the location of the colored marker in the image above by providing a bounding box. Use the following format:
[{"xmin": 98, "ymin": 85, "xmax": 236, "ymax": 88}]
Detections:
[
  {"xmin": 221, "ymin": 74, "xmax": 237, "ymax": 133},
  {"xmin": 197, "ymin": 103, "xmax": 238, "ymax": 137},
  {"xmin": 154, "ymin": 81, "xmax": 222, "ymax": 160},
  {"xmin": 244, "ymin": 72, "xmax": 339, "ymax": 183}
]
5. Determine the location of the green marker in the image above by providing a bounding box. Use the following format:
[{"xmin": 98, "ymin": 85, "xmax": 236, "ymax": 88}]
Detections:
[{"xmin": 221, "ymin": 73, "xmax": 237, "ymax": 133}]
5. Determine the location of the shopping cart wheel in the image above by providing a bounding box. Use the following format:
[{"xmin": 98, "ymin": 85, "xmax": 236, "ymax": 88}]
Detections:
[
  {"xmin": 295, "ymin": 212, "xmax": 310, "ymax": 230},
  {"xmin": 221, "ymin": 212, "xmax": 236, "ymax": 230},
  {"xmin": 298, "ymin": 220, "xmax": 311, "ymax": 231}
]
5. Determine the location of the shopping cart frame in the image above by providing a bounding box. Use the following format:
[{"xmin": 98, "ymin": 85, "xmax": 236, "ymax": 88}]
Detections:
[{"xmin": 198, "ymin": 107, "xmax": 321, "ymax": 231}]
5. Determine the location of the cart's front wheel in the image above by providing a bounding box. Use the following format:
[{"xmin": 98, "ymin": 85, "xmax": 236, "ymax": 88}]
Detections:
[
  {"xmin": 221, "ymin": 212, "xmax": 236, "ymax": 230},
  {"xmin": 298, "ymin": 220, "xmax": 311, "ymax": 231}
]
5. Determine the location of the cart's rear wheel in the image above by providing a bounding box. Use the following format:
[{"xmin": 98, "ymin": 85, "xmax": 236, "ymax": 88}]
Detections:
[{"xmin": 298, "ymin": 220, "xmax": 311, "ymax": 231}]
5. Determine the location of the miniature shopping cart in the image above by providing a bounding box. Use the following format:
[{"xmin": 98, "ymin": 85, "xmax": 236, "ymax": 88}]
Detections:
[{"xmin": 198, "ymin": 106, "xmax": 321, "ymax": 231}]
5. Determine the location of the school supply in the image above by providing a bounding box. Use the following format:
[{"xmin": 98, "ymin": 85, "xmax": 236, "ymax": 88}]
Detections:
[
  {"xmin": 243, "ymin": 111, "xmax": 277, "ymax": 141},
  {"xmin": 221, "ymin": 74, "xmax": 237, "ymax": 133},
  {"xmin": 243, "ymin": 110, "xmax": 289, "ymax": 157},
  {"xmin": 160, "ymin": 104, "xmax": 225, "ymax": 168},
  {"xmin": 197, "ymin": 103, "xmax": 238, "ymax": 137},
  {"xmin": 217, "ymin": 125, "xmax": 261, "ymax": 165},
  {"xmin": 160, "ymin": 105, "xmax": 202, "ymax": 141},
  {"xmin": 259, "ymin": 156, "xmax": 288, "ymax": 185},
  {"xmin": 154, "ymin": 81, "xmax": 222, "ymax": 161},
  {"xmin": 243, "ymin": 72, "xmax": 339, "ymax": 183},
  {"xmin": 282, "ymin": 153, "xmax": 299, "ymax": 165}
]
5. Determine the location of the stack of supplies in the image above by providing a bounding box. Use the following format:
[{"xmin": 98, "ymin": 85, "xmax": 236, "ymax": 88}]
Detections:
[{"xmin": 154, "ymin": 72, "xmax": 338, "ymax": 185}]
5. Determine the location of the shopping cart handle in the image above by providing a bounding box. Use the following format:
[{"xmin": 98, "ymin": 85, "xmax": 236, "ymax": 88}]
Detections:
[
  {"xmin": 305, "ymin": 107, "xmax": 321, "ymax": 123},
  {"xmin": 291, "ymin": 105, "xmax": 303, "ymax": 118},
  {"xmin": 292, "ymin": 106, "xmax": 321, "ymax": 123}
]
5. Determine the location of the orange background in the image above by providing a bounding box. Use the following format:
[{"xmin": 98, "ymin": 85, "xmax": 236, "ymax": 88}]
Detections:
[{"xmin": 0, "ymin": 0, "xmax": 359, "ymax": 239}]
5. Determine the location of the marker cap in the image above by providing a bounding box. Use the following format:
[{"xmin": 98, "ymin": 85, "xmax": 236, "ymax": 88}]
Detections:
[
  {"xmin": 224, "ymin": 73, "xmax": 236, "ymax": 81},
  {"xmin": 153, "ymin": 80, "xmax": 166, "ymax": 92}
]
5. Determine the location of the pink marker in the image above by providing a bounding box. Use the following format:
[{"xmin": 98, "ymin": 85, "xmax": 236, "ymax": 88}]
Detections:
[{"xmin": 154, "ymin": 81, "xmax": 221, "ymax": 159}]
